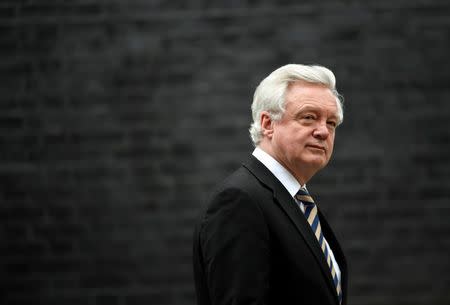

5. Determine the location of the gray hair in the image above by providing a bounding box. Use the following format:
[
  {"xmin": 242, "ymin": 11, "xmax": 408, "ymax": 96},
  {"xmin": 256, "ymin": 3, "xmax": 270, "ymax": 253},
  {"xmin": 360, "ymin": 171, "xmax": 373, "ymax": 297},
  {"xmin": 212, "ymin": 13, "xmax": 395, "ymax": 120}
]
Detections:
[{"xmin": 249, "ymin": 64, "xmax": 344, "ymax": 146}]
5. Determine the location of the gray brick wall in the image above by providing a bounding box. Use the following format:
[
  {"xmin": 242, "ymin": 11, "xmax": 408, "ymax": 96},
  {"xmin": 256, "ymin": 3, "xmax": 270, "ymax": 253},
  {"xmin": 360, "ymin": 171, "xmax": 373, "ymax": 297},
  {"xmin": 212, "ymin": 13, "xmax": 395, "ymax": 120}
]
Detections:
[{"xmin": 1, "ymin": 1, "xmax": 449, "ymax": 305}]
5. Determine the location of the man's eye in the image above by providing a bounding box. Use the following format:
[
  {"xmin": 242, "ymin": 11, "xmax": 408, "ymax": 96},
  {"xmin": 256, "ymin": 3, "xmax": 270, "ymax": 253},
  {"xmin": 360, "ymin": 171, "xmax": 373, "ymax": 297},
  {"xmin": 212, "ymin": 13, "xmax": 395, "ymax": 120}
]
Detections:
[
  {"xmin": 304, "ymin": 115, "xmax": 315, "ymax": 120},
  {"xmin": 327, "ymin": 121, "xmax": 337, "ymax": 127}
]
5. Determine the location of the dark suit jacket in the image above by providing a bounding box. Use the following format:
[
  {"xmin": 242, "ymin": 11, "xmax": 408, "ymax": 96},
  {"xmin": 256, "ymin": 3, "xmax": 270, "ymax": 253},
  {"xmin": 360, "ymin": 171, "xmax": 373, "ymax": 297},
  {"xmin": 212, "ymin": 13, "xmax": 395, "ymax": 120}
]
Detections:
[{"xmin": 193, "ymin": 156, "xmax": 348, "ymax": 305}]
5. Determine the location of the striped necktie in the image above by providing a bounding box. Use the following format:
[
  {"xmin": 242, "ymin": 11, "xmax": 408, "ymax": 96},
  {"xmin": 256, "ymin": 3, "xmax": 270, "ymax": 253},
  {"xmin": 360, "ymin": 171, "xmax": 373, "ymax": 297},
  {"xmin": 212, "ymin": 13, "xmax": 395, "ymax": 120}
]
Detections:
[{"xmin": 295, "ymin": 187, "xmax": 342, "ymax": 304}]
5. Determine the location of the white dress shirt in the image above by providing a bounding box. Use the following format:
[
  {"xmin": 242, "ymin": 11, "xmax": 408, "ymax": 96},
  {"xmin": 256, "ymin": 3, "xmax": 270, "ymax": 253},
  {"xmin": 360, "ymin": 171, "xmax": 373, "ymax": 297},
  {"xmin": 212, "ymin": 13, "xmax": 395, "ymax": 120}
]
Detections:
[{"xmin": 252, "ymin": 147, "xmax": 341, "ymax": 283}]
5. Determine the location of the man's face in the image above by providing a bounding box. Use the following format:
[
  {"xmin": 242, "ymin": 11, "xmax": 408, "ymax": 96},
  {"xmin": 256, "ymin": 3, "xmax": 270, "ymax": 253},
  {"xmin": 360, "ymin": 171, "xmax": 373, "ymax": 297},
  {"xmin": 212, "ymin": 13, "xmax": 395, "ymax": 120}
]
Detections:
[{"xmin": 268, "ymin": 81, "xmax": 339, "ymax": 181}]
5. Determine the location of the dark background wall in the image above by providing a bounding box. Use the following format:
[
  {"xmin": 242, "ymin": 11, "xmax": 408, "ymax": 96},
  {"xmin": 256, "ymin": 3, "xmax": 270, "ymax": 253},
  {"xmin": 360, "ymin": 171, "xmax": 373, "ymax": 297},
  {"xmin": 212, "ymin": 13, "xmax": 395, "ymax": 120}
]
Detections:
[{"xmin": 1, "ymin": 1, "xmax": 449, "ymax": 305}]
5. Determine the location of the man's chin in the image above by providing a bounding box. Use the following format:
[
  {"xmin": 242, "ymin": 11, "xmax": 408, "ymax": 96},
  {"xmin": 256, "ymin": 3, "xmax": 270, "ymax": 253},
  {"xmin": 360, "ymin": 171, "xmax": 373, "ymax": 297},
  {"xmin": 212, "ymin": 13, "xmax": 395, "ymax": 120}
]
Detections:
[{"xmin": 304, "ymin": 157, "xmax": 329, "ymax": 169}]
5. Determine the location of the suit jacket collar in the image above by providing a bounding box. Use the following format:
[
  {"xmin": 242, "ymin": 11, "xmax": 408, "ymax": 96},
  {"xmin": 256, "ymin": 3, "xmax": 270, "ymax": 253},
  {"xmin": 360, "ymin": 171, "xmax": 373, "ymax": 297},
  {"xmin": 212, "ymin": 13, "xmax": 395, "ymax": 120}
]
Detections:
[{"xmin": 243, "ymin": 155, "xmax": 346, "ymax": 305}]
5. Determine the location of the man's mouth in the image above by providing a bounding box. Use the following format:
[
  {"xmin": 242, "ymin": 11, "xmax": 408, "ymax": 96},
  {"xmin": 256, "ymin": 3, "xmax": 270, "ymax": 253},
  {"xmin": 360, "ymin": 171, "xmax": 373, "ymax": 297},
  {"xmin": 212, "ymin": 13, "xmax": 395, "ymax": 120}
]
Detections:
[{"xmin": 306, "ymin": 144, "xmax": 326, "ymax": 152}]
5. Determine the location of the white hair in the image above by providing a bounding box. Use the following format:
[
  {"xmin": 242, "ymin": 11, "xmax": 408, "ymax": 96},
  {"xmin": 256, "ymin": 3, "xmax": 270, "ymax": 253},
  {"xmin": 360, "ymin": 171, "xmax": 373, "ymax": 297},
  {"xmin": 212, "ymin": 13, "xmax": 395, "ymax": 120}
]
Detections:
[{"xmin": 249, "ymin": 64, "xmax": 344, "ymax": 146}]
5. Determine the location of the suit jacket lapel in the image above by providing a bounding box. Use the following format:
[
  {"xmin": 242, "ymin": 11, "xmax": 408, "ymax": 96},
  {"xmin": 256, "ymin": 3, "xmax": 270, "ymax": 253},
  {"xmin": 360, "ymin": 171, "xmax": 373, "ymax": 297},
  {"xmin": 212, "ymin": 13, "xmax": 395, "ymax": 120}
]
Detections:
[{"xmin": 243, "ymin": 156, "xmax": 342, "ymax": 304}]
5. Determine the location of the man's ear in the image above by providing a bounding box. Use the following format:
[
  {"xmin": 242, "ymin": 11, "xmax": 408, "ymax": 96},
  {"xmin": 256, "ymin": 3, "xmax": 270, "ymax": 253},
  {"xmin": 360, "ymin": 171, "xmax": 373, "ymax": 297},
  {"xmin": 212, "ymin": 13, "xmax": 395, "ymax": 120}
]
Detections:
[{"xmin": 260, "ymin": 111, "xmax": 274, "ymax": 139}]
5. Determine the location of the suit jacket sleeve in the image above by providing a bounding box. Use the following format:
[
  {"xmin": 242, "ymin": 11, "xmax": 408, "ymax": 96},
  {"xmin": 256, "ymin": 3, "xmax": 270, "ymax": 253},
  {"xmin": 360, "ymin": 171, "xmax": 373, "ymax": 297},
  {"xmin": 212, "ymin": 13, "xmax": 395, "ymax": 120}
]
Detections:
[{"xmin": 198, "ymin": 186, "xmax": 270, "ymax": 305}]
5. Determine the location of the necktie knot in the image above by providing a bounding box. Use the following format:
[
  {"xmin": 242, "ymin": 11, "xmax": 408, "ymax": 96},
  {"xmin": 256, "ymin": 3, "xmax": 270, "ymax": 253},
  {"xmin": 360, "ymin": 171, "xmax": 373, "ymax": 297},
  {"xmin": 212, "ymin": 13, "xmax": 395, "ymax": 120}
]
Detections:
[{"xmin": 295, "ymin": 187, "xmax": 315, "ymax": 205}]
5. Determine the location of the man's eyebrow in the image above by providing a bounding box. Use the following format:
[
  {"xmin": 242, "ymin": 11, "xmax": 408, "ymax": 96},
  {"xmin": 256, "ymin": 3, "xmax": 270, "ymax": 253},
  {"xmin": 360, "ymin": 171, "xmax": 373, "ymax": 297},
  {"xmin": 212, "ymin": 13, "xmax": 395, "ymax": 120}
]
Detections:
[
  {"xmin": 326, "ymin": 111, "xmax": 339, "ymax": 119},
  {"xmin": 295, "ymin": 106, "xmax": 338, "ymax": 119},
  {"xmin": 296, "ymin": 105, "xmax": 320, "ymax": 113},
  {"xmin": 292, "ymin": 107, "xmax": 318, "ymax": 119}
]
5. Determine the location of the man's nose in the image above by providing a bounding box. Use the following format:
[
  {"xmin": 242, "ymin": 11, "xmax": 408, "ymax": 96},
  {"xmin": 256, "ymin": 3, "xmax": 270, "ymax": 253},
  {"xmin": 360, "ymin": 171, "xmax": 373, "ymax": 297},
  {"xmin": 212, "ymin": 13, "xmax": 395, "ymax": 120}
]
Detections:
[{"xmin": 312, "ymin": 122, "xmax": 329, "ymax": 140}]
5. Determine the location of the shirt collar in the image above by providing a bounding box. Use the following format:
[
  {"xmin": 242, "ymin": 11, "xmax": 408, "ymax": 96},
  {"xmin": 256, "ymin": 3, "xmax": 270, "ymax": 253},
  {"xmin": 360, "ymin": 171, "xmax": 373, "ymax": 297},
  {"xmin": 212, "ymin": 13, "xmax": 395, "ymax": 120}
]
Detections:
[{"xmin": 252, "ymin": 147, "xmax": 304, "ymax": 197}]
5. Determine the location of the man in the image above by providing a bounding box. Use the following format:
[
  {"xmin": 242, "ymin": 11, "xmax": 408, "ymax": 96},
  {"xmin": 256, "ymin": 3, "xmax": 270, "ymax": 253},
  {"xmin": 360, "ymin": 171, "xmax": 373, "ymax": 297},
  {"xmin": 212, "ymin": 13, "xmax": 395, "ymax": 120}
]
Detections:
[{"xmin": 193, "ymin": 64, "xmax": 348, "ymax": 305}]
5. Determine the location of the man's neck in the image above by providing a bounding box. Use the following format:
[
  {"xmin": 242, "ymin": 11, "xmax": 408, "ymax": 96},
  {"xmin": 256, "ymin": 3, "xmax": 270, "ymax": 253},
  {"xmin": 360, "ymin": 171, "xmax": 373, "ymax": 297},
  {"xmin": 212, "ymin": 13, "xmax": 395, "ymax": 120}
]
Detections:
[
  {"xmin": 256, "ymin": 143, "xmax": 312, "ymax": 185},
  {"xmin": 252, "ymin": 147, "xmax": 303, "ymax": 197}
]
